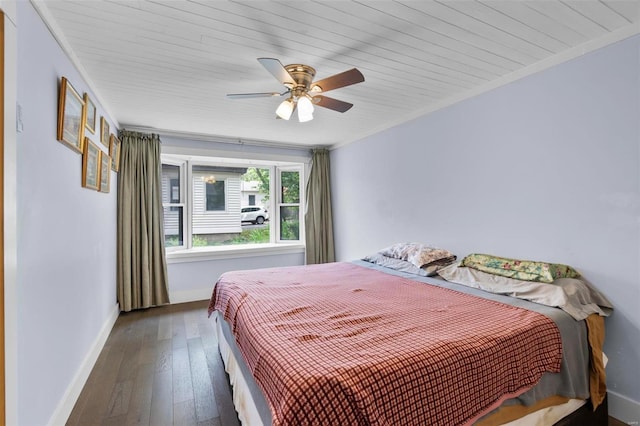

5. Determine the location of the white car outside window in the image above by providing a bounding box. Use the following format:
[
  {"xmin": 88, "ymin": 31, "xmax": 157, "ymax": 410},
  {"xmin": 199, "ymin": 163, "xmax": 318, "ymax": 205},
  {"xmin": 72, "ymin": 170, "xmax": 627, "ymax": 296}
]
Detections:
[{"xmin": 241, "ymin": 206, "xmax": 269, "ymax": 224}]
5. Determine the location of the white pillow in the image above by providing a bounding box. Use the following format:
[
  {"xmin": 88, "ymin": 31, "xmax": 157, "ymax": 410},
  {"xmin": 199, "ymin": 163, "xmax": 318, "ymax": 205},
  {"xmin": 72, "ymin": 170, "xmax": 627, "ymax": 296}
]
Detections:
[
  {"xmin": 437, "ymin": 263, "xmax": 612, "ymax": 321},
  {"xmin": 379, "ymin": 242, "xmax": 456, "ymax": 271}
]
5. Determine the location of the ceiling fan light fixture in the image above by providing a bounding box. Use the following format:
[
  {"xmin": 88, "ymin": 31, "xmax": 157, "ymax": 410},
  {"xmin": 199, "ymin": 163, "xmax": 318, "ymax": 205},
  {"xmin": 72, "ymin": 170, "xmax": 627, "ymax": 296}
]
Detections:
[
  {"xmin": 297, "ymin": 95, "xmax": 314, "ymax": 122},
  {"xmin": 229, "ymin": 58, "xmax": 365, "ymax": 121},
  {"xmin": 298, "ymin": 110, "xmax": 313, "ymax": 123},
  {"xmin": 276, "ymin": 98, "xmax": 294, "ymax": 120}
]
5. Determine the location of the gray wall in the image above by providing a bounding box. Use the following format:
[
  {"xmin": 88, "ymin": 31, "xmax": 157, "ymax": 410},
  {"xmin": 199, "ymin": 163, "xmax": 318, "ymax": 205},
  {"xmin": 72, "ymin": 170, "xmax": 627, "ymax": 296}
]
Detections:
[
  {"xmin": 16, "ymin": 2, "xmax": 119, "ymax": 425},
  {"xmin": 331, "ymin": 35, "xmax": 640, "ymax": 420}
]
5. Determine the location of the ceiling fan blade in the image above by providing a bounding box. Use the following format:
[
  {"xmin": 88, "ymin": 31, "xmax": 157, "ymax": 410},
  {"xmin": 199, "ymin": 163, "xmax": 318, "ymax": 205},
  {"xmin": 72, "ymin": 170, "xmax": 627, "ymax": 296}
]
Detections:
[
  {"xmin": 257, "ymin": 58, "xmax": 296, "ymax": 86},
  {"xmin": 311, "ymin": 68, "xmax": 364, "ymax": 93},
  {"xmin": 227, "ymin": 91, "xmax": 286, "ymax": 99},
  {"xmin": 312, "ymin": 95, "xmax": 353, "ymax": 113}
]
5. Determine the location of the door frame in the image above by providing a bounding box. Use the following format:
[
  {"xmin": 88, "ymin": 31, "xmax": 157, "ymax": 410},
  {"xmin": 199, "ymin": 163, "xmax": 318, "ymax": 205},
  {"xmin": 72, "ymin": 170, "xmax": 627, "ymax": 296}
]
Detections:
[
  {"xmin": 1, "ymin": 2, "xmax": 17, "ymax": 424},
  {"xmin": 0, "ymin": 10, "xmax": 5, "ymax": 426}
]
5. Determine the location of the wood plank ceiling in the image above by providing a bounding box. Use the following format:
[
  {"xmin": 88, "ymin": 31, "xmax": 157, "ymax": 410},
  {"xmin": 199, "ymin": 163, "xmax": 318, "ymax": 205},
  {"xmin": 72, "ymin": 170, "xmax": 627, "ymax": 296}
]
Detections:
[{"xmin": 36, "ymin": 0, "xmax": 640, "ymax": 147}]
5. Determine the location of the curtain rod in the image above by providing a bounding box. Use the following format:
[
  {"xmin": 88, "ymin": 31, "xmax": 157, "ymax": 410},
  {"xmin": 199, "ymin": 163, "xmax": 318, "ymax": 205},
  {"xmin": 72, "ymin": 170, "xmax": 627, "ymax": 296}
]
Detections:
[{"xmin": 121, "ymin": 125, "xmax": 328, "ymax": 153}]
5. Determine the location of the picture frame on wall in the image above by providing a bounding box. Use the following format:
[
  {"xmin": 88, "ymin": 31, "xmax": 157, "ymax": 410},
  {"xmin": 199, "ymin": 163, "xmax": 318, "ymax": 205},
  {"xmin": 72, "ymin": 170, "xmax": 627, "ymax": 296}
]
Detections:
[
  {"xmin": 84, "ymin": 93, "xmax": 96, "ymax": 134},
  {"xmin": 82, "ymin": 138, "xmax": 101, "ymax": 191},
  {"xmin": 109, "ymin": 134, "xmax": 121, "ymax": 172},
  {"xmin": 56, "ymin": 77, "xmax": 85, "ymax": 153},
  {"xmin": 99, "ymin": 153, "xmax": 111, "ymax": 193},
  {"xmin": 100, "ymin": 117, "xmax": 110, "ymax": 147}
]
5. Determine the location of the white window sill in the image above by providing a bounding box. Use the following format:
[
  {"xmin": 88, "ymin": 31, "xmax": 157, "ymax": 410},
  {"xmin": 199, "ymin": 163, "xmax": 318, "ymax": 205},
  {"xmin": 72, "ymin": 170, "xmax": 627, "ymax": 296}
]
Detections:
[{"xmin": 166, "ymin": 243, "xmax": 306, "ymax": 264}]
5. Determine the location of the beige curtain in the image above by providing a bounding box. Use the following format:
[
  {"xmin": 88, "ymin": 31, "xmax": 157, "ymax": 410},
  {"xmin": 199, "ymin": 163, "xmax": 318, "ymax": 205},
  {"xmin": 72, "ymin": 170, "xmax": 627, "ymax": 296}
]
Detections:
[
  {"xmin": 117, "ymin": 130, "xmax": 170, "ymax": 312},
  {"xmin": 305, "ymin": 148, "xmax": 336, "ymax": 264}
]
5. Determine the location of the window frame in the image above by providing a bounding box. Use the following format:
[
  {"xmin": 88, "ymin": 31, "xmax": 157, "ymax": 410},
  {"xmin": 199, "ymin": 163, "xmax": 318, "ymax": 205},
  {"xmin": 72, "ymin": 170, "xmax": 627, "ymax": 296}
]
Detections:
[
  {"xmin": 275, "ymin": 166, "xmax": 303, "ymax": 243},
  {"xmin": 161, "ymin": 159, "xmax": 187, "ymax": 252},
  {"xmin": 161, "ymin": 152, "xmax": 306, "ymax": 261}
]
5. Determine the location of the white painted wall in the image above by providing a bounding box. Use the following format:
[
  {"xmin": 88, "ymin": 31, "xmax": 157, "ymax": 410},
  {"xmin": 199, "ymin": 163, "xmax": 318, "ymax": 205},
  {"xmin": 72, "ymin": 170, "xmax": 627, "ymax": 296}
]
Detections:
[
  {"xmin": 331, "ymin": 35, "xmax": 640, "ymax": 422},
  {"xmin": 16, "ymin": 2, "xmax": 119, "ymax": 425},
  {"xmin": 168, "ymin": 251, "xmax": 305, "ymax": 302}
]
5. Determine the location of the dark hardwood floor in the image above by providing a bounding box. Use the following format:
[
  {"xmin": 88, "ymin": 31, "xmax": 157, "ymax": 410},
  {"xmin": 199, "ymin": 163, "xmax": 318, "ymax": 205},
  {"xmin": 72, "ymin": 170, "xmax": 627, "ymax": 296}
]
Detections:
[
  {"xmin": 67, "ymin": 300, "xmax": 240, "ymax": 426},
  {"xmin": 609, "ymin": 418, "xmax": 628, "ymax": 426},
  {"xmin": 68, "ymin": 300, "xmax": 628, "ymax": 426}
]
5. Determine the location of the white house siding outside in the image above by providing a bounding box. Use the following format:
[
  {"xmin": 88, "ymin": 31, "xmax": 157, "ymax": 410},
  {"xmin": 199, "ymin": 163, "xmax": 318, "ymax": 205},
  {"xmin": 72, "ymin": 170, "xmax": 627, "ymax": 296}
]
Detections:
[
  {"xmin": 192, "ymin": 171, "xmax": 242, "ymax": 234},
  {"xmin": 241, "ymin": 180, "xmax": 267, "ymax": 208}
]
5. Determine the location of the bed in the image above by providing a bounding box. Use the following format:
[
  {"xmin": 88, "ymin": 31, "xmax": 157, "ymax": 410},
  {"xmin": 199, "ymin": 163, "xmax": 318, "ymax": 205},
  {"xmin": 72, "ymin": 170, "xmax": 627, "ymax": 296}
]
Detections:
[{"xmin": 207, "ymin": 254, "xmax": 610, "ymax": 426}]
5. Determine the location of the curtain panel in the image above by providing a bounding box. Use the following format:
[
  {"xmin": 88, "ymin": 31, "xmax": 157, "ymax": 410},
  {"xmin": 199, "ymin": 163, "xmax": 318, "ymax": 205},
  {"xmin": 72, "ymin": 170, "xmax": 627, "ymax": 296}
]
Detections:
[
  {"xmin": 117, "ymin": 130, "xmax": 170, "ymax": 312},
  {"xmin": 305, "ymin": 148, "xmax": 336, "ymax": 264}
]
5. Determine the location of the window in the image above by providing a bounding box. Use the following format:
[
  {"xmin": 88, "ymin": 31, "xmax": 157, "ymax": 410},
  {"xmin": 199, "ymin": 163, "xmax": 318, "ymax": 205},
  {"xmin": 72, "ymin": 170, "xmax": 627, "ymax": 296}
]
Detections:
[
  {"xmin": 278, "ymin": 169, "xmax": 300, "ymax": 241},
  {"xmin": 170, "ymin": 178, "xmax": 180, "ymax": 203},
  {"xmin": 205, "ymin": 181, "xmax": 225, "ymax": 211},
  {"xmin": 161, "ymin": 163, "xmax": 185, "ymax": 248},
  {"xmin": 161, "ymin": 155, "xmax": 304, "ymax": 252}
]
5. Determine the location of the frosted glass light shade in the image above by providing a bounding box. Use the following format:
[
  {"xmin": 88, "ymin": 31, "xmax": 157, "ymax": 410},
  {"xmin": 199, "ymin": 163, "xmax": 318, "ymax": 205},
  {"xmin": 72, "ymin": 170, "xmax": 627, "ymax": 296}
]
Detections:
[
  {"xmin": 297, "ymin": 96, "xmax": 314, "ymax": 122},
  {"xmin": 298, "ymin": 111, "xmax": 313, "ymax": 122},
  {"xmin": 276, "ymin": 99, "xmax": 294, "ymax": 120}
]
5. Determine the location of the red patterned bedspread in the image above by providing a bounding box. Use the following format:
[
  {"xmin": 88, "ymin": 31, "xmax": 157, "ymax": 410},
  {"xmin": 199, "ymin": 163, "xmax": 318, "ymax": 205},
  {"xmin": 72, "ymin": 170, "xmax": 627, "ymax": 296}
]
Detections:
[{"xmin": 208, "ymin": 262, "xmax": 562, "ymax": 426}]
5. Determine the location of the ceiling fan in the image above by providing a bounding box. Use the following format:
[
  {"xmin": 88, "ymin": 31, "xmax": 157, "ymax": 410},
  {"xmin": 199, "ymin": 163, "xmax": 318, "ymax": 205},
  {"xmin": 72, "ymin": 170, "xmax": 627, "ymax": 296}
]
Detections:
[{"xmin": 227, "ymin": 58, "xmax": 365, "ymax": 122}]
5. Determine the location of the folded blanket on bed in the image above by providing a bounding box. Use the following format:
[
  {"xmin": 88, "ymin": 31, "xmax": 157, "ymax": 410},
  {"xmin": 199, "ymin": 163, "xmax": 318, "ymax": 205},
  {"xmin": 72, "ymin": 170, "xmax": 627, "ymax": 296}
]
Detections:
[{"xmin": 586, "ymin": 314, "xmax": 607, "ymax": 410}]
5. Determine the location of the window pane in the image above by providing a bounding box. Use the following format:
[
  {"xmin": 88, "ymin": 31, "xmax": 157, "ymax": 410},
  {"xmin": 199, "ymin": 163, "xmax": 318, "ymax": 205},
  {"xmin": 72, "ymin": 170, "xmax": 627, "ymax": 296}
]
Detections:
[
  {"xmin": 280, "ymin": 206, "xmax": 300, "ymax": 240},
  {"xmin": 281, "ymin": 171, "xmax": 300, "ymax": 204},
  {"xmin": 191, "ymin": 167, "xmax": 271, "ymax": 247},
  {"xmin": 161, "ymin": 164, "xmax": 180, "ymax": 204},
  {"xmin": 164, "ymin": 206, "xmax": 183, "ymax": 247},
  {"xmin": 206, "ymin": 181, "xmax": 225, "ymax": 211},
  {"xmin": 242, "ymin": 167, "xmax": 270, "ymax": 208}
]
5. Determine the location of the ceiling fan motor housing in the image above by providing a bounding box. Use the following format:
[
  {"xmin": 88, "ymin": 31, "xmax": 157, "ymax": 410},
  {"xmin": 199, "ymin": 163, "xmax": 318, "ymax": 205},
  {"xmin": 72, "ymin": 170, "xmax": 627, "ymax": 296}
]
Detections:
[{"xmin": 285, "ymin": 64, "xmax": 316, "ymax": 96}]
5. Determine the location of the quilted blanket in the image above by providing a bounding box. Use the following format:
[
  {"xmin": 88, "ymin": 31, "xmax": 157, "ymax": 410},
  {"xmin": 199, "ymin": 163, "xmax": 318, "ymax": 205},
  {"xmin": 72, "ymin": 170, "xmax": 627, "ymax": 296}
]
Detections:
[{"xmin": 209, "ymin": 262, "xmax": 562, "ymax": 426}]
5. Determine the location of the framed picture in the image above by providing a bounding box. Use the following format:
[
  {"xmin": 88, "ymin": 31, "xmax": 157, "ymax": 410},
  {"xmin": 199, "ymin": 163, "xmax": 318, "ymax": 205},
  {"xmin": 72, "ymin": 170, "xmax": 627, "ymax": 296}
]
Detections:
[
  {"xmin": 99, "ymin": 153, "xmax": 111, "ymax": 193},
  {"xmin": 56, "ymin": 77, "xmax": 85, "ymax": 153},
  {"xmin": 100, "ymin": 117, "xmax": 110, "ymax": 147},
  {"xmin": 109, "ymin": 134, "xmax": 121, "ymax": 172},
  {"xmin": 84, "ymin": 93, "xmax": 96, "ymax": 134},
  {"xmin": 82, "ymin": 138, "xmax": 101, "ymax": 190}
]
